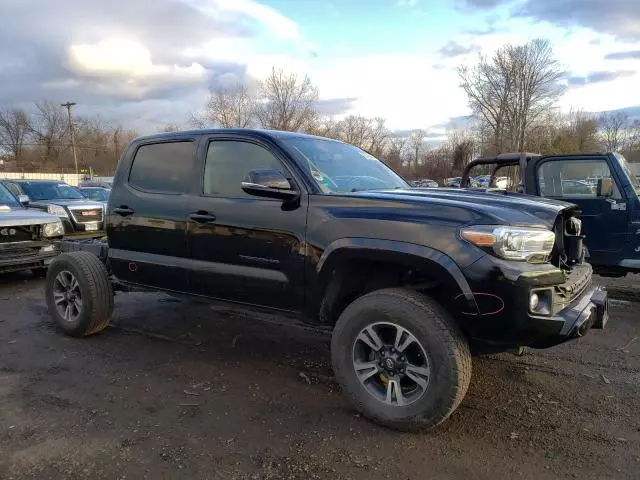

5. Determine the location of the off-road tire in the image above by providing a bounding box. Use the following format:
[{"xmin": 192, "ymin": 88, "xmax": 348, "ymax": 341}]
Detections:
[
  {"xmin": 45, "ymin": 252, "xmax": 113, "ymax": 337},
  {"xmin": 331, "ymin": 287, "xmax": 472, "ymax": 431}
]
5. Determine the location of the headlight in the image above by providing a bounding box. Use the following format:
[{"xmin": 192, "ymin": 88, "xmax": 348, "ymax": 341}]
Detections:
[
  {"xmin": 460, "ymin": 225, "xmax": 555, "ymax": 262},
  {"xmin": 43, "ymin": 221, "xmax": 65, "ymax": 238},
  {"xmin": 47, "ymin": 204, "xmax": 68, "ymax": 217}
]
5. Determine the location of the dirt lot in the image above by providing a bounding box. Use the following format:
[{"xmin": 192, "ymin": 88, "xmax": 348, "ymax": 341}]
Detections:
[{"xmin": 0, "ymin": 273, "xmax": 638, "ymax": 480}]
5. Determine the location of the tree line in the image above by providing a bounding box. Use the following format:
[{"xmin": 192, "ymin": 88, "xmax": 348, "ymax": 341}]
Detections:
[
  {"xmin": 0, "ymin": 101, "xmax": 138, "ymax": 175},
  {"xmin": 2, "ymin": 38, "xmax": 639, "ymax": 180}
]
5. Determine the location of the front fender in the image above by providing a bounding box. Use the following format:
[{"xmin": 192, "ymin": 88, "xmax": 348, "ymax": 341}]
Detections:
[{"xmin": 315, "ymin": 237, "xmax": 479, "ymax": 315}]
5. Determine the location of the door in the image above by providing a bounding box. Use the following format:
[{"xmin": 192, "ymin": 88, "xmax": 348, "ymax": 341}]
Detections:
[
  {"xmin": 107, "ymin": 139, "xmax": 197, "ymax": 292},
  {"xmin": 187, "ymin": 136, "xmax": 307, "ymax": 311},
  {"xmin": 530, "ymin": 156, "xmax": 629, "ymax": 266}
]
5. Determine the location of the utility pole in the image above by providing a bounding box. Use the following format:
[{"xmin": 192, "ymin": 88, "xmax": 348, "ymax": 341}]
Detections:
[{"xmin": 61, "ymin": 102, "xmax": 78, "ymax": 175}]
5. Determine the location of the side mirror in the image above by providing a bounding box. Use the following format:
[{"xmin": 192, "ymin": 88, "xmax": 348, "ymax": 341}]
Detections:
[
  {"xmin": 597, "ymin": 178, "xmax": 613, "ymax": 197},
  {"xmin": 18, "ymin": 194, "xmax": 30, "ymax": 206},
  {"xmin": 241, "ymin": 169, "xmax": 299, "ymax": 201}
]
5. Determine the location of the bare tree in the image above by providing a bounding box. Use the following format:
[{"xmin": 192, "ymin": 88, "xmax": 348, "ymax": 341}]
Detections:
[
  {"xmin": 340, "ymin": 115, "xmax": 373, "ymax": 149},
  {"xmin": 600, "ymin": 111, "xmax": 629, "ymax": 152},
  {"xmin": 306, "ymin": 116, "xmax": 341, "ymax": 139},
  {"xmin": 447, "ymin": 129, "xmax": 475, "ymax": 171},
  {"xmin": 459, "ymin": 52, "xmax": 513, "ymax": 154},
  {"xmin": 459, "ymin": 38, "xmax": 563, "ymax": 153},
  {"xmin": 197, "ymin": 82, "xmax": 256, "ymax": 128},
  {"xmin": 408, "ymin": 130, "xmax": 427, "ymax": 173},
  {"xmin": 505, "ymin": 39, "xmax": 564, "ymax": 150},
  {"xmin": 0, "ymin": 108, "xmax": 31, "ymax": 167},
  {"xmin": 368, "ymin": 118, "xmax": 391, "ymax": 157},
  {"xmin": 29, "ymin": 100, "xmax": 68, "ymax": 165},
  {"xmin": 383, "ymin": 135, "xmax": 407, "ymax": 171},
  {"xmin": 158, "ymin": 123, "xmax": 183, "ymax": 133},
  {"xmin": 255, "ymin": 67, "xmax": 318, "ymax": 131}
]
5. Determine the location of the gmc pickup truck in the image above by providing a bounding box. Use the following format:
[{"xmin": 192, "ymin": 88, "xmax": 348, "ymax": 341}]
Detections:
[
  {"xmin": 0, "ymin": 183, "xmax": 64, "ymax": 274},
  {"xmin": 1, "ymin": 179, "xmax": 106, "ymax": 238},
  {"xmin": 45, "ymin": 129, "xmax": 608, "ymax": 431}
]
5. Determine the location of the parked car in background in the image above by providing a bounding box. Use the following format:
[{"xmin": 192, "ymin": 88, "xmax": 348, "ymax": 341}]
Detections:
[
  {"xmin": 78, "ymin": 178, "xmax": 113, "ymax": 189},
  {"xmin": 409, "ymin": 179, "xmax": 439, "ymax": 188},
  {"xmin": 1, "ymin": 180, "xmax": 106, "ymax": 238},
  {"xmin": 0, "ymin": 183, "xmax": 64, "ymax": 274},
  {"xmin": 474, "ymin": 175, "xmax": 491, "ymax": 187},
  {"xmin": 78, "ymin": 187, "xmax": 111, "ymax": 204},
  {"xmin": 445, "ymin": 177, "xmax": 462, "ymax": 187}
]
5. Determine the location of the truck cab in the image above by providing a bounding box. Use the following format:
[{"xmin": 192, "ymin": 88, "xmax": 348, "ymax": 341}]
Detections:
[{"xmin": 461, "ymin": 152, "xmax": 640, "ymax": 277}]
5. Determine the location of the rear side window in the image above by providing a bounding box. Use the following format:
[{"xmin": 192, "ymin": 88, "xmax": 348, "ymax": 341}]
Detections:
[{"xmin": 129, "ymin": 141, "xmax": 194, "ymax": 193}]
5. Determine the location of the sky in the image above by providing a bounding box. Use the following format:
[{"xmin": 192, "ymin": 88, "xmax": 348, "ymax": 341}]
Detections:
[{"xmin": 1, "ymin": 0, "xmax": 639, "ymax": 136}]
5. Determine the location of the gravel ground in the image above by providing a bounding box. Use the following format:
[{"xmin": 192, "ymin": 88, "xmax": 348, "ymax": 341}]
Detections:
[{"xmin": 0, "ymin": 272, "xmax": 638, "ymax": 479}]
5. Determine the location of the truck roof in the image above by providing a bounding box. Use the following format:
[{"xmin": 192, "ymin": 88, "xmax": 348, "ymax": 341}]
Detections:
[{"xmin": 134, "ymin": 128, "xmax": 342, "ymax": 144}]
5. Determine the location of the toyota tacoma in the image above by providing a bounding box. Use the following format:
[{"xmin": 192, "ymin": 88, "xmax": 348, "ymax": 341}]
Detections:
[{"xmin": 44, "ymin": 129, "xmax": 608, "ymax": 431}]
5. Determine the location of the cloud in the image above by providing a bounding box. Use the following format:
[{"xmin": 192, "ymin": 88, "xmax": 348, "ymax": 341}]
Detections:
[
  {"xmin": 605, "ymin": 50, "xmax": 640, "ymax": 60},
  {"xmin": 606, "ymin": 105, "xmax": 640, "ymax": 120},
  {"xmin": 396, "ymin": 0, "xmax": 419, "ymax": 7},
  {"xmin": 207, "ymin": 0, "xmax": 300, "ymax": 40},
  {"xmin": 314, "ymin": 97, "xmax": 358, "ymax": 115},
  {"xmin": 0, "ymin": 0, "xmax": 304, "ymax": 131},
  {"xmin": 463, "ymin": 0, "xmax": 640, "ymax": 39},
  {"xmin": 392, "ymin": 129, "xmax": 445, "ymax": 139},
  {"xmin": 566, "ymin": 70, "xmax": 636, "ymax": 87},
  {"xmin": 439, "ymin": 41, "xmax": 481, "ymax": 58}
]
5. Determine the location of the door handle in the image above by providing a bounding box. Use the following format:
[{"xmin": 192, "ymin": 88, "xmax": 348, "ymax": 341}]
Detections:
[
  {"xmin": 114, "ymin": 206, "xmax": 134, "ymax": 216},
  {"xmin": 189, "ymin": 212, "xmax": 217, "ymax": 224}
]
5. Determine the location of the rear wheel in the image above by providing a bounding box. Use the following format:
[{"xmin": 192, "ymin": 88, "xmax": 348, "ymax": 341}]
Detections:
[
  {"xmin": 331, "ymin": 288, "xmax": 471, "ymax": 431},
  {"xmin": 45, "ymin": 252, "xmax": 113, "ymax": 337}
]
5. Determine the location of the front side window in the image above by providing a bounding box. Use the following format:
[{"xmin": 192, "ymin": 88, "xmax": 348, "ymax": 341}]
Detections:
[
  {"xmin": 0, "ymin": 184, "xmax": 20, "ymax": 208},
  {"xmin": 203, "ymin": 140, "xmax": 285, "ymax": 198},
  {"xmin": 129, "ymin": 141, "xmax": 194, "ymax": 193},
  {"xmin": 537, "ymin": 160, "xmax": 618, "ymax": 199},
  {"xmin": 21, "ymin": 182, "xmax": 84, "ymax": 200},
  {"xmin": 614, "ymin": 152, "xmax": 640, "ymax": 196},
  {"xmin": 281, "ymin": 137, "xmax": 408, "ymax": 193}
]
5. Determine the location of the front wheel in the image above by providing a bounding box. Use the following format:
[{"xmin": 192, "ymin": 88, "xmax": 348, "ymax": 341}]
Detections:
[
  {"xmin": 331, "ymin": 288, "xmax": 471, "ymax": 431},
  {"xmin": 45, "ymin": 252, "xmax": 114, "ymax": 337}
]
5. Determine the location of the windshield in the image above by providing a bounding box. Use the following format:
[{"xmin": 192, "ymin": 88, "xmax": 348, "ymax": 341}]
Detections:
[
  {"xmin": 21, "ymin": 182, "xmax": 84, "ymax": 200},
  {"xmin": 80, "ymin": 188, "xmax": 110, "ymax": 201},
  {"xmin": 614, "ymin": 153, "xmax": 640, "ymax": 195},
  {"xmin": 282, "ymin": 137, "xmax": 408, "ymax": 193},
  {"xmin": 0, "ymin": 184, "xmax": 21, "ymax": 208}
]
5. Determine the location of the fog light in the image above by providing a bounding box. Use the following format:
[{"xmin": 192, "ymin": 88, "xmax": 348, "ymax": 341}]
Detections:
[{"xmin": 529, "ymin": 293, "xmax": 539, "ymax": 311}]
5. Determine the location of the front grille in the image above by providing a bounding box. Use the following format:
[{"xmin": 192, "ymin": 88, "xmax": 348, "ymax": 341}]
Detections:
[
  {"xmin": 0, "ymin": 241, "xmax": 46, "ymax": 261},
  {"xmin": 553, "ymin": 264, "xmax": 591, "ymax": 309},
  {"xmin": 69, "ymin": 207, "xmax": 103, "ymax": 224},
  {"xmin": 0, "ymin": 225, "xmax": 41, "ymax": 243}
]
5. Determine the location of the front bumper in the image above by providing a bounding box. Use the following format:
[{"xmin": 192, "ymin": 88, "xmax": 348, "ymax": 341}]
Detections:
[
  {"xmin": 0, "ymin": 244, "xmax": 59, "ymax": 274},
  {"xmin": 460, "ymin": 255, "xmax": 609, "ymax": 350},
  {"xmin": 61, "ymin": 217, "xmax": 105, "ymax": 238}
]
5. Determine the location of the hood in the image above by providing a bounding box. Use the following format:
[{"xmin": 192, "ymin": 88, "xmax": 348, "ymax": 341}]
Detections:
[
  {"xmin": 0, "ymin": 206, "xmax": 61, "ymax": 227},
  {"xmin": 351, "ymin": 188, "xmax": 577, "ymax": 228},
  {"xmin": 30, "ymin": 199, "xmax": 104, "ymax": 208}
]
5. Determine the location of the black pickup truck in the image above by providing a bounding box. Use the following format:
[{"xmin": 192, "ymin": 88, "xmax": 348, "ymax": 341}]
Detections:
[{"xmin": 45, "ymin": 129, "xmax": 608, "ymax": 431}]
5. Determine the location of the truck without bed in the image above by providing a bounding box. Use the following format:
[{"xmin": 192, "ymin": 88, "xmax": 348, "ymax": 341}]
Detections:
[{"xmin": 45, "ymin": 129, "xmax": 608, "ymax": 431}]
